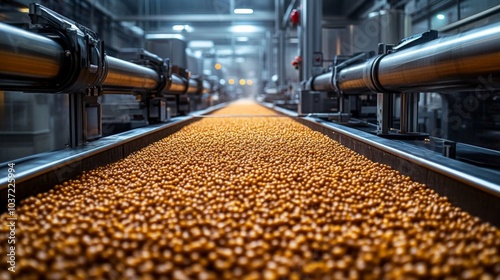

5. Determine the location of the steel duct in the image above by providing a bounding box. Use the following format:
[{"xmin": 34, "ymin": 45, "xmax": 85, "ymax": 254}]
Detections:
[
  {"xmin": 202, "ymin": 80, "xmax": 211, "ymax": 93},
  {"xmin": 186, "ymin": 78, "xmax": 199, "ymax": 94},
  {"xmin": 312, "ymin": 23, "xmax": 500, "ymax": 94},
  {"xmin": 0, "ymin": 22, "xmax": 213, "ymax": 96},
  {"xmin": 168, "ymin": 74, "xmax": 188, "ymax": 93},
  {"xmin": 103, "ymin": 56, "xmax": 160, "ymax": 92},
  {"xmin": 0, "ymin": 22, "xmax": 63, "ymax": 82}
]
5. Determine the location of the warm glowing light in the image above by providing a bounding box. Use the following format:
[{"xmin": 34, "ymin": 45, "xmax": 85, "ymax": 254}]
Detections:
[
  {"xmin": 228, "ymin": 79, "xmax": 235, "ymax": 85},
  {"xmin": 214, "ymin": 63, "xmax": 222, "ymax": 70},
  {"xmin": 239, "ymin": 79, "xmax": 246, "ymax": 86},
  {"xmin": 247, "ymin": 79, "xmax": 253, "ymax": 86},
  {"xmin": 18, "ymin": 7, "xmax": 29, "ymax": 13}
]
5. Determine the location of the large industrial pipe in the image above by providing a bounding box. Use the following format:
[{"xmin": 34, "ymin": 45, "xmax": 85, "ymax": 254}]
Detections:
[
  {"xmin": 202, "ymin": 80, "xmax": 211, "ymax": 94},
  {"xmin": 312, "ymin": 23, "xmax": 500, "ymax": 94},
  {"xmin": 0, "ymin": 22, "xmax": 63, "ymax": 81},
  {"xmin": 103, "ymin": 56, "xmax": 160, "ymax": 92},
  {"xmin": 168, "ymin": 74, "xmax": 188, "ymax": 93},
  {"xmin": 0, "ymin": 21, "xmax": 212, "ymax": 97},
  {"xmin": 186, "ymin": 78, "xmax": 200, "ymax": 94}
]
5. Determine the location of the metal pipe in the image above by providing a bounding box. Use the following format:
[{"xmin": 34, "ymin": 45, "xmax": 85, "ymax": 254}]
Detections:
[
  {"xmin": 301, "ymin": 0, "xmax": 322, "ymax": 80},
  {"xmin": 314, "ymin": 23, "xmax": 500, "ymax": 95},
  {"xmin": 168, "ymin": 74, "xmax": 188, "ymax": 93},
  {"xmin": 103, "ymin": 56, "xmax": 160, "ymax": 91},
  {"xmin": 311, "ymin": 72, "xmax": 334, "ymax": 91},
  {"xmin": 0, "ymin": 22, "xmax": 63, "ymax": 80},
  {"xmin": 376, "ymin": 23, "xmax": 500, "ymax": 93},
  {"xmin": 400, "ymin": 93, "xmax": 408, "ymax": 133},
  {"xmin": 186, "ymin": 78, "xmax": 199, "ymax": 94},
  {"xmin": 202, "ymin": 80, "xmax": 211, "ymax": 94}
]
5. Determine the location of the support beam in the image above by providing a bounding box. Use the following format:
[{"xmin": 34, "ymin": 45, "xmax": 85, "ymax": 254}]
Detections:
[{"xmin": 116, "ymin": 12, "xmax": 275, "ymax": 22}]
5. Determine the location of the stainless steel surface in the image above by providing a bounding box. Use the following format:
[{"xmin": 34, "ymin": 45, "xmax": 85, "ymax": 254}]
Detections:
[
  {"xmin": 301, "ymin": 0, "xmax": 323, "ymax": 79},
  {"xmin": 316, "ymin": 23, "xmax": 500, "ymax": 95},
  {"xmin": 103, "ymin": 56, "xmax": 160, "ymax": 91},
  {"xmin": 186, "ymin": 78, "xmax": 199, "ymax": 94},
  {"xmin": 311, "ymin": 72, "xmax": 334, "ymax": 91},
  {"xmin": 202, "ymin": 80, "xmax": 211, "ymax": 94},
  {"xmin": 400, "ymin": 93, "xmax": 408, "ymax": 133},
  {"xmin": 377, "ymin": 23, "xmax": 500, "ymax": 93},
  {"xmin": 168, "ymin": 74, "xmax": 188, "ymax": 93},
  {"xmin": 336, "ymin": 61, "xmax": 371, "ymax": 94},
  {"xmin": 0, "ymin": 22, "xmax": 63, "ymax": 80}
]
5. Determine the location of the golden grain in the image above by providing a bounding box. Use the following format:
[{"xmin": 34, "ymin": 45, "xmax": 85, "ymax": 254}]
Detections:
[{"xmin": 0, "ymin": 100, "xmax": 499, "ymax": 279}]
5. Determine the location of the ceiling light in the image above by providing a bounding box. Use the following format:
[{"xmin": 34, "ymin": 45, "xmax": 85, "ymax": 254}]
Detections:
[
  {"xmin": 172, "ymin": 25, "xmax": 192, "ymax": 32},
  {"xmin": 230, "ymin": 25, "xmax": 261, "ymax": 33},
  {"xmin": 234, "ymin": 8, "xmax": 254, "ymax": 14},
  {"xmin": 436, "ymin": 14, "xmax": 445, "ymax": 20},
  {"xmin": 188, "ymin": 40, "xmax": 214, "ymax": 48},
  {"xmin": 172, "ymin": 25, "xmax": 185, "ymax": 31},
  {"xmin": 145, "ymin": 34, "xmax": 186, "ymax": 40}
]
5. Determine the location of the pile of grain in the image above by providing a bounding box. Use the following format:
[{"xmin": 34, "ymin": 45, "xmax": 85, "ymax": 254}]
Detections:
[{"xmin": 1, "ymin": 101, "xmax": 499, "ymax": 280}]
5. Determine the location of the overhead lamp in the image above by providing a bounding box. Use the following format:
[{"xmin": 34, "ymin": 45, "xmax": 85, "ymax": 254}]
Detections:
[
  {"xmin": 172, "ymin": 25, "xmax": 192, "ymax": 32},
  {"xmin": 436, "ymin": 14, "xmax": 445, "ymax": 20},
  {"xmin": 230, "ymin": 25, "xmax": 261, "ymax": 33},
  {"xmin": 234, "ymin": 8, "xmax": 253, "ymax": 14},
  {"xmin": 145, "ymin": 34, "xmax": 185, "ymax": 40},
  {"xmin": 188, "ymin": 40, "xmax": 214, "ymax": 48}
]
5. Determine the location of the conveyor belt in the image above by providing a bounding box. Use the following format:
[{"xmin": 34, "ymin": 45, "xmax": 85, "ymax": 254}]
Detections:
[{"xmin": 0, "ymin": 100, "xmax": 499, "ymax": 279}]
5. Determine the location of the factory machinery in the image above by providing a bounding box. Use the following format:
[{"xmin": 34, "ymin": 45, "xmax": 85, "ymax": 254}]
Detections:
[
  {"xmin": 0, "ymin": 3, "xmax": 500, "ymax": 279},
  {"xmin": 0, "ymin": 4, "xmax": 213, "ymax": 147}
]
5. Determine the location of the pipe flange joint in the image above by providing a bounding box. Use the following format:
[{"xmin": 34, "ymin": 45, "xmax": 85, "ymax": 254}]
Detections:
[
  {"xmin": 363, "ymin": 54, "xmax": 392, "ymax": 94},
  {"xmin": 29, "ymin": 3, "xmax": 106, "ymax": 94}
]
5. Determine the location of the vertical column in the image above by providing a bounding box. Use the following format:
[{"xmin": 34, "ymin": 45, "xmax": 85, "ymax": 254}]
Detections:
[
  {"xmin": 275, "ymin": 0, "xmax": 286, "ymax": 87},
  {"xmin": 266, "ymin": 31, "xmax": 273, "ymax": 84},
  {"xmin": 377, "ymin": 93, "xmax": 392, "ymax": 135},
  {"xmin": 69, "ymin": 93, "xmax": 84, "ymax": 147},
  {"xmin": 400, "ymin": 92, "xmax": 419, "ymax": 133},
  {"xmin": 301, "ymin": 0, "xmax": 322, "ymax": 81}
]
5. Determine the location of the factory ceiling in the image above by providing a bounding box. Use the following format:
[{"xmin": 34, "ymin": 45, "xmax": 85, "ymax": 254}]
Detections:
[
  {"xmin": 113, "ymin": 0, "xmax": 377, "ymax": 55},
  {"xmin": 0, "ymin": 0, "xmax": 378, "ymax": 59}
]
